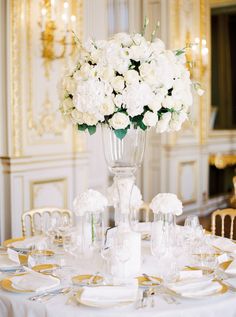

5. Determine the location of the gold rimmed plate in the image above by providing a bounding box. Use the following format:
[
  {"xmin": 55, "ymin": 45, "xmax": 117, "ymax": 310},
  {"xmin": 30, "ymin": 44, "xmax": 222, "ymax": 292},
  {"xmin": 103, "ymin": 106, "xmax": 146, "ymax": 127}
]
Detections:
[
  {"xmin": 3, "ymin": 237, "xmax": 25, "ymax": 248},
  {"xmin": 136, "ymin": 275, "xmax": 162, "ymax": 287},
  {"xmin": 30, "ymin": 250, "xmax": 54, "ymax": 257},
  {"xmin": 183, "ymin": 266, "xmax": 214, "ymax": 276},
  {"xmin": 32, "ymin": 264, "xmax": 59, "ymax": 273},
  {"xmin": 168, "ymin": 280, "xmax": 228, "ymax": 299},
  {"xmin": 72, "ymin": 274, "xmax": 103, "ymax": 286},
  {"xmin": 1, "ymin": 273, "xmax": 34, "ymax": 293}
]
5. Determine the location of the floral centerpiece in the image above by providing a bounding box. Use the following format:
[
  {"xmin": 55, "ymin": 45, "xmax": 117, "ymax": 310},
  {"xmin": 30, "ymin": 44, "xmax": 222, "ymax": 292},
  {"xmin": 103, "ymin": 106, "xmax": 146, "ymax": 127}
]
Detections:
[
  {"xmin": 59, "ymin": 32, "xmax": 196, "ymax": 140},
  {"xmin": 73, "ymin": 189, "xmax": 108, "ymax": 246},
  {"xmin": 150, "ymin": 193, "xmax": 183, "ymax": 216}
]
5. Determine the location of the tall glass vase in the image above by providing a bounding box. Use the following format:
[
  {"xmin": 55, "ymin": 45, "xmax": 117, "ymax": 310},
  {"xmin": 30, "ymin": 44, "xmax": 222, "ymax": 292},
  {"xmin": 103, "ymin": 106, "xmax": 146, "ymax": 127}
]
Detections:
[
  {"xmin": 102, "ymin": 126, "xmax": 146, "ymax": 226},
  {"xmin": 102, "ymin": 126, "xmax": 146, "ymax": 278}
]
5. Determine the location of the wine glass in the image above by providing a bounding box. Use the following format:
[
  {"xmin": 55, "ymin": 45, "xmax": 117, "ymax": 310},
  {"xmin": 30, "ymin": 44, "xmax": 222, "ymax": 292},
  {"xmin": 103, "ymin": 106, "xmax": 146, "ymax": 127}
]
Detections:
[{"xmin": 63, "ymin": 230, "xmax": 81, "ymax": 257}]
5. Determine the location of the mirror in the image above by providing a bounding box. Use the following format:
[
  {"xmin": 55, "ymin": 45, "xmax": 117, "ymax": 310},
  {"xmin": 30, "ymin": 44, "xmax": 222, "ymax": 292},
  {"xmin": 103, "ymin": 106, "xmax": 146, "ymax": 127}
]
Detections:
[{"xmin": 211, "ymin": 4, "xmax": 236, "ymax": 130}]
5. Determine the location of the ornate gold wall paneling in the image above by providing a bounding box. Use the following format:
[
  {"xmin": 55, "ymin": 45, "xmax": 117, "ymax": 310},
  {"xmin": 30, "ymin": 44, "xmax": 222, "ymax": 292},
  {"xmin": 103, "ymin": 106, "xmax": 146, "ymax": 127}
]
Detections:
[
  {"xmin": 178, "ymin": 160, "xmax": 197, "ymax": 205},
  {"xmin": 30, "ymin": 178, "xmax": 67, "ymax": 209},
  {"xmin": 10, "ymin": 0, "xmax": 84, "ymax": 156}
]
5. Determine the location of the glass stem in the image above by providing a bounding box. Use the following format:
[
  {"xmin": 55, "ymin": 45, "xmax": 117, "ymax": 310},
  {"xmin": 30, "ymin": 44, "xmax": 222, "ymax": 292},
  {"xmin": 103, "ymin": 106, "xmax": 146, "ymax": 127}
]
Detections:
[{"xmin": 91, "ymin": 213, "xmax": 95, "ymax": 243}]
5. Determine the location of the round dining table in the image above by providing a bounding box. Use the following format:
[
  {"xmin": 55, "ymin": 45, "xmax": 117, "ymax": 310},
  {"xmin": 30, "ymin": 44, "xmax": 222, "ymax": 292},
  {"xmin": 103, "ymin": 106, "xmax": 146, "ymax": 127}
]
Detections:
[{"xmin": 0, "ymin": 238, "xmax": 236, "ymax": 317}]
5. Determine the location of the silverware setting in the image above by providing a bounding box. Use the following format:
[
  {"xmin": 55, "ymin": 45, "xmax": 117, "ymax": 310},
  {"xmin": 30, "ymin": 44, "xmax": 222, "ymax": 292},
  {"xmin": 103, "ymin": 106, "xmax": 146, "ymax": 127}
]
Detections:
[{"xmin": 28, "ymin": 287, "xmax": 71, "ymax": 302}]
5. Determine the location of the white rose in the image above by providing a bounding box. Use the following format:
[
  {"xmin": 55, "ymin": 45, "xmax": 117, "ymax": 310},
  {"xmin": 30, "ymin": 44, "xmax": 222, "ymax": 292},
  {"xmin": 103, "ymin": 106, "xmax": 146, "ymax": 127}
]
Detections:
[
  {"xmin": 60, "ymin": 98, "xmax": 74, "ymax": 113},
  {"xmin": 197, "ymin": 88, "xmax": 205, "ymax": 96},
  {"xmin": 83, "ymin": 113, "xmax": 99, "ymax": 126},
  {"xmin": 102, "ymin": 67, "xmax": 115, "ymax": 81},
  {"xmin": 100, "ymin": 97, "xmax": 115, "ymax": 116},
  {"xmin": 63, "ymin": 76, "xmax": 77, "ymax": 94},
  {"xmin": 148, "ymin": 93, "xmax": 164, "ymax": 112},
  {"xmin": 150, "ymin": 39, "xmax": 165, "ymax": 57},
  {"xmin": 143, "ymin": 111, "xmax": 158, "ymax": 127},
  {"xmin": 113, "ymin": 33, "xmax": 133, "ymax": 47},
  {"xmin": 109, "ymin": 112, "xmax": 129, "ymax": 130},
  {"xmin": 79, "ymin": 63, "xmax": 92, "ymax": 79},
  {"xmin": 113, "ymin": 94, "xmax": 123, "ymax": 108},
  {"xmin": 162, "ymin": 96, "xmax": 174, "ymax": 109},
  {"xmin": 129, "ymin": 44, "xmax": 149, "ymax": 61},
  {"xmin": 124, "ymin": 70, "xmax": 140, "ymax": 84},
  {"xmin": 169, "ymin": 112, "xmax": 188, "ymax": 131},
  {"xmin": 139, "ymin": 62, "xmax": 153, "ymax": 78},
  {"xmin": 132, "ymin": 33, "xmax": 146, "ymax": 46},
  {"xmin": 111, "ymin": 76, "xmax": 125, "ymax": 92},
  {"xmin": 71, "ymin": 109, "xmax": 84, "ymax": 125},
  {"xmin": 156, "ymin": 112, "xmax": 171, "ymax": 133}
]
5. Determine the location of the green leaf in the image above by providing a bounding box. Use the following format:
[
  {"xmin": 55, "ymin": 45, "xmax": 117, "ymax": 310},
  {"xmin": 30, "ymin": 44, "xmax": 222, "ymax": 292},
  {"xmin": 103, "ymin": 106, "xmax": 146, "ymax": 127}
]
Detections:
[
  {"xmin": 114, "ymin": 129, "xmax": 128, "ymax": 140},
  {"xmin": 88, "ymin": 125, "xmax": 96, "ymax": 135},
  {"xmin": 175, "ymin": 49, "xmax": 185, "ymax": 56},
  {"xmin": 77, "ymin": 124, "xmax": 88, "ymax": 131},
  {"xmin": 139, "ymin": 120, "xmax": 147, "ymax": 131}
]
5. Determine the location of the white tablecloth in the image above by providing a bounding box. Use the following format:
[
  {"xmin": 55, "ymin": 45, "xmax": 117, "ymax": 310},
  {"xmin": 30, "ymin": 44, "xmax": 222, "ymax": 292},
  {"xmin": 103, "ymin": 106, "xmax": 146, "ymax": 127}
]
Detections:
[
  {"xmin": 0, "ymin": 287, "xmax": 236, "ymax": 317},
  {"xmin": 1, "ymin": 242, "xmax": 236, "ymax": 317}
]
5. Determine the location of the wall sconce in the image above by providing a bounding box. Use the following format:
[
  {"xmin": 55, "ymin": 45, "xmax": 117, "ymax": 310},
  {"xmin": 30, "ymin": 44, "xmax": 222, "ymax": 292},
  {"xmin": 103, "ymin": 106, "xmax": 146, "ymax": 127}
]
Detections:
[
  {"xmin": 186, "ymin": 34, "xmax": 208, "ymax": 79},
  {"xmin": 40, "ymin": 0, "xmax": 77, "ymax": 78}
]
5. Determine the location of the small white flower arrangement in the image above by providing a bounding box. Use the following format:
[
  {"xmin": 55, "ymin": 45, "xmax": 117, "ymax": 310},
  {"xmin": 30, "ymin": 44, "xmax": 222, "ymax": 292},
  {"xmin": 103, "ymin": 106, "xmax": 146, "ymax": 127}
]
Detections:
[
  {"xmin": 73, "ymin": 189, "xmax": 108, "ymax": 216},
  {"xmin": 150, "ymin": 193, "xmax": 183, "ymax": 216},
  {"xmin": 59, "ymin": 25, "xmax": 203, "ymax": 139}
]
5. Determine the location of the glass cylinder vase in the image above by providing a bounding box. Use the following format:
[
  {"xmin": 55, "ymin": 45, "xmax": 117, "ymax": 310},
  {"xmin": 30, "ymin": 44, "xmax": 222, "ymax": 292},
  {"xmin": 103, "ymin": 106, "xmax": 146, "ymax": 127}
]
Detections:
[
  {"xmin": 151, "ymin": 212, "xmax": 176, "ymax": 258},
  {"xmin": 102, "ymin": 126, "xmax": 146, "ymax": 226}
]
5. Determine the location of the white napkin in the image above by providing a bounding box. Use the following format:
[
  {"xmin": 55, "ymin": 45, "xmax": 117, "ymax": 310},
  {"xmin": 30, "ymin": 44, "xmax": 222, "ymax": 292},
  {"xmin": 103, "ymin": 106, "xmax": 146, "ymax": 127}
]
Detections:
[
  {"xmin": 11, "ymin": 236, "xmax": 42, "ymax": 249},
  {"xmin": 210, "ymin": 237, "xmax": 236, "ymax": 253},
  {"xmin": 11, "ymin": 272, "xmax": 60, "ymax": 292},
  {"xmin": 225, "ymin": 260, "xmax": 236, "ymax": 274},
  {"xmin": 81, "ymin": 285, "xmax": 138, "ymax": 304},
  {"xmin": 168, "ymin": 277, "xmax": 221, "ymax": 297},
  {"xmin": 0, "ymin": 255, "xmax": 21, "ymax": 269},
  {"xmin": 179, "ymin": 269, "xmax": 203, "ymax": 280}
]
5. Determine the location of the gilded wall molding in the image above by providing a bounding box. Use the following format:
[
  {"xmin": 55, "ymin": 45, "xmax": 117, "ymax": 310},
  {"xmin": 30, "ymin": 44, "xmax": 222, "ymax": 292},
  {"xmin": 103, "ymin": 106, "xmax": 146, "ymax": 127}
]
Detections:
[
  {"xmin": 11, "ymin": 0, "xmax": 23, "ymax": 157},
  {"xmin": 10, "ymin": 0, "xmax": 84, "ymax": 155}
]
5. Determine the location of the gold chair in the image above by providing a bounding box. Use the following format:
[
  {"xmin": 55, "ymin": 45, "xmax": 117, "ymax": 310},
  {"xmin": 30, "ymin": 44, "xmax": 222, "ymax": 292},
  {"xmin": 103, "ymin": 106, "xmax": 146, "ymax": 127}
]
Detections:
[
  {"xmin": 139, "ymin": 203, "xmax": 153, "ymax": 222},
  {"xmin": 21, "ymin": 207, "xmax": 73, "ymax": 236},
  {"xmin": 211, "ymin": 208, "xmax": 236, "ymax": 239}
]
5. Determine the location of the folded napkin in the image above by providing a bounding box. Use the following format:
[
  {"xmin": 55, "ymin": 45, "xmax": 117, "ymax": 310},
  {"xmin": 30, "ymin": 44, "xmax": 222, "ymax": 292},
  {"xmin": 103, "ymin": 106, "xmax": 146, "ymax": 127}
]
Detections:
[
  {"xmin": 179, "ymin": 269, "xmax": 203, "ymax": 280},
  {"xmin": 0, "ymin": 255, "xmax": 21, "ymax": 269},
  {"xmin": 210, "ymin": 237, "xmax": 236, "ymax": 253},
  {"xmin": 11, "ymin": 272, "xmax": 60, "ymax": 292},
  {"xmin": 81, "ymin": 285, "xmax": 138, "ymax": 303},
  {"xmin": 225, "ymin": 260, "xmax": 236, "ymax": 274},
  {"xmin": 11, "ymin": 236, "xmax": 43, "ymax": 249},
  {"xmin": 168, "ymin": 277, "xmax": 221, "ymax": 297}
]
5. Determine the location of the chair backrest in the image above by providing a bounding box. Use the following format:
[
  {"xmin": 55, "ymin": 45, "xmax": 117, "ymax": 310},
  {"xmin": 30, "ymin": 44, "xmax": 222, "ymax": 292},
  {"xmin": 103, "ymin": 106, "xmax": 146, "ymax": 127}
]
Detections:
[
  {"xmin": 211, "ymin": 208, "xmax": 236, "ymax": 239},
  {"xmin": 139, "ymin": 203, "xmax": 153, "ymax": 222},
  {"xmin": 21, "ymin": 207, "xmax": 73, "ymax": 236}
]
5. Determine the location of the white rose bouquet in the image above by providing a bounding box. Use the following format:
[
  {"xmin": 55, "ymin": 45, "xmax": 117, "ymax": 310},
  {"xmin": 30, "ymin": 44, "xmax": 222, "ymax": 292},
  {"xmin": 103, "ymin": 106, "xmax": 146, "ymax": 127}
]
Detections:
[
  {"xmin": 150, "ymin": 193, "xmax": 183, "ymax": 216},
  {"xmin": 73, "ymin": 189, "xmax": 108, "ymax": 216},
  {"xmin": 60, "ymin": 29, "xmax": 200, "ymax": 139}
]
